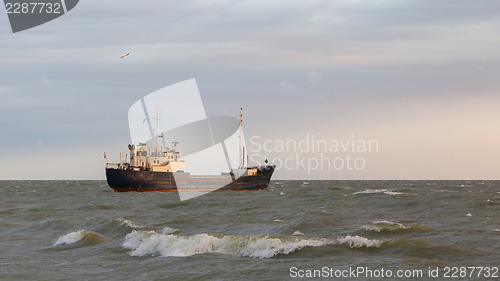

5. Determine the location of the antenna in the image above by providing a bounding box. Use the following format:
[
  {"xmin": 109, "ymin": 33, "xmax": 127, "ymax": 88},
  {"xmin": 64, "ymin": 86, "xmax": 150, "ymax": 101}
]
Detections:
[
  {"xmin": 239, "ymin": 108, "xmax": 242, "ymax": 168},
  {"xmin": 242, "ymin": 147, "xmax": 245, "ymax": 167},
  {"xmin": 155, "ymin": 104, "xmax": 160, "ymax": 157}
]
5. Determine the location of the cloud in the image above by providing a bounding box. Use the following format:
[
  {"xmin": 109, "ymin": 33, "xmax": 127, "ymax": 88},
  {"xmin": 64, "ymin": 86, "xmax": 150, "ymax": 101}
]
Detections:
[
  {"xmin": 0, "ymin": 86, "xmax": 12, "ymax": 93},
  {"xmin": 1, "ymin": 0, "xmax": 500, "ymax": 179},
  {"xmin": 280, "ymin": 80, "xmax": 293, "ymax": 89},
  {"xmin": 307, "ymin": 70, "xmax": 322, "ymax": 83}
]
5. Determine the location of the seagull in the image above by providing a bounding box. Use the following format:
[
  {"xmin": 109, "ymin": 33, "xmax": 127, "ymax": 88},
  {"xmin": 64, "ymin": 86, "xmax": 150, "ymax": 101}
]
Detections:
[{"xmin": 120, "ymin": 52, "xmax": 130, "ymax": 59}]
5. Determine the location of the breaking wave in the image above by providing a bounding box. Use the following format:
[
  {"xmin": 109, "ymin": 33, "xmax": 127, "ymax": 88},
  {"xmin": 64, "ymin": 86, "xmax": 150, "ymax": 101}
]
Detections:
[
  {"xmin": 361, "ymin": 220, "xmax": 429, "ymax": 232},
  {"xmin": 123, "ymin": 230, "xmax": 332, "ymax": 258},
  {"xmin": 115, "ymin": 218, "xmax": 149, "ymax": 229},
  {"xmin": 337, "ymin": 235, "xmax": 386, "ymax": 248},
  {"xmin": 161, "ymin": 226, "xmax": 180, "ymax": 235},
  {"xmin": 353, "ymin": 189, "xmax": 404, "ymax": 196},
  {"xmin": 486, "ymin": 199, "xmax": 500, "ymax": 206},
  {"xmin": 54, "ymin": 230, "xmax": 112, "ymax": 246},
  {"xmin": 122, "ymin": 230, "xmax": 386, "ymax": 258}
]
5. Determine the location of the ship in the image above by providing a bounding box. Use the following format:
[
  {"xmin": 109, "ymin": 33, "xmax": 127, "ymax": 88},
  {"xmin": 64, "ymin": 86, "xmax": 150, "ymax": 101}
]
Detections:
[
  {"xmin": 105, "ymin": 108, "xmax": 275, "ymax": 193},
  {"xmin": 105, "ymin": 143, "xmax": 275, "ymax": 193}
]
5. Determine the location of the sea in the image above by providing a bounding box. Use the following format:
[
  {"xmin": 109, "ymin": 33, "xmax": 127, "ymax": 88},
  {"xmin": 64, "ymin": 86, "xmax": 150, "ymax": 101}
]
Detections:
[{"xmin": 0, "ymin": 180, "xmax": 498, "ymax": 281}]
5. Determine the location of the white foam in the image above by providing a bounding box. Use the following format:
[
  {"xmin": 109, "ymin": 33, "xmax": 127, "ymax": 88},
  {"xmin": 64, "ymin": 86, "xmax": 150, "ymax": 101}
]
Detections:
[
  {"xmin": 273, "ymin": 219, "xmax": 284, "ymax": 222},
  {"xmin": 436, "ymin": 189, "xmax": 458, "ymax": 193},
  {"xmin": 118, "ymin": 218, "xmax": 148, "ymax": 229},
  {"xmin": 161, "ymin": 226, "xmax": 179, "ymax": 235},
  {"xmin": 53, "ymin": 230, "xmax": 111, "ymax": 246},
  {"xmin": 383, "ymin": 191, "xmax": 404, "ymax": 196},
  {"xmin": 280, "ymin": 192, "xmax": 285, "ymax": 195},
  {"xmin": 362, "ymin": 220, "xmax": 408, "ymax": 232},
  {"xmin": 353, "ymin": 189, "xmax": 389, "ymax": 194},
  {"xmin": 54, "ymin": 230, "xmax": 86, "ymax": 246},
  {"xmin": 363, "ymin": 220, "xmax": 429, "ymax": 232},
  {"xmin": 337, "ymin": 235, "xmax": 385, "ymax": 248},
  {"xmin": 293, "ymin": 230, "xmax": 304, "ymax": 236},
  {"xmin": 353, "ymin": 189, "xmax": 403, "ymax": 196},
  {"xmin": 122, "ymin": 230, "xmax": 331, "ymax": 258}
]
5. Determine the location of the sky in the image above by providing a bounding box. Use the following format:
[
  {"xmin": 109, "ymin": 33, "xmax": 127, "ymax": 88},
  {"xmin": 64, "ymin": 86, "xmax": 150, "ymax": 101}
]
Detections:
[{"xmin": 1, "ymin": 0, "xmax": 499, "ymax": 180}]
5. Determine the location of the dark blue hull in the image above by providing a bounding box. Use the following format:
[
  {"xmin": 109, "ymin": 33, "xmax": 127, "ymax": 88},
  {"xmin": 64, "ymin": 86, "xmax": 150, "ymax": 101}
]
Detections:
[{"xmin": 106, "ymin": 166, "xmax": 275, "ymax": 192}]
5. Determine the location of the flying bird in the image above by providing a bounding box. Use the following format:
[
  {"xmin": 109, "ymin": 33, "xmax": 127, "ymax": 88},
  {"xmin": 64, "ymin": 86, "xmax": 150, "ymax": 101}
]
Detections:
[{"xmin": 120, "ymin": 52, "xmax": 130, "ymax": 59}]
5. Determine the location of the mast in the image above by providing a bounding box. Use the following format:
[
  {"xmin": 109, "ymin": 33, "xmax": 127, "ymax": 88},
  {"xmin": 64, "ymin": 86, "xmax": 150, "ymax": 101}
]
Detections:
[
  {"xmin": 156, "ymin": 104, "xmax": 160, "ymax": 156},
  {"xmin": 239, "ymin": 108, "xmax": 242, "ymax": 168}
]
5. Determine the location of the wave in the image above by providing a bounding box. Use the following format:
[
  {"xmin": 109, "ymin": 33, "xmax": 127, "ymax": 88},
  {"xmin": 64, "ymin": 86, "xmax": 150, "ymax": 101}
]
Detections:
[
  {"xmin": 435, "ymin": 189, "xmax": 458, "ymax": 193},
  {"xmin": 361, "ymin": 221, "xmax": 430, "ymax": 233},
  {"xmin": 53, "ymin": 230, "xmax": 112, "ymax": 246},
  {"xmin": 122, "ymin": 230, "xmax": 386, "ymax": 258},
  {"xmin": 115, "ymin": 218, "xmax": 149, "ymax": 229},
  {"xmin": 352, "ymin": 189, "xmax": 404, "ymax": 196},
  {"xmin": 327, "ymin": 186, "xmax": 351, "ymax": 190},
  {"xmin": 388, "ymin": 238, "xmax": 490, "ymax": 260},
  {"xmin": 486, "ymin": 199, "xmax": 500, "ymax": 206},
  {"xmin": 293, "ymin": 230, "xmax": 304, "ymax": 236},
  {"xmin": 161, "ymin": 226, "xmax": 179, "ymax": 235},
  {"xmin": 123, "ymin": 230, "xmax": 332, "ymax": 258},
  {"xmin": 77, "ymin": 204, "xmax": 113, "ymax": 211},
  {"xmin": 337, "ymin": 235, "xmax": 386, "ymax": 248}
]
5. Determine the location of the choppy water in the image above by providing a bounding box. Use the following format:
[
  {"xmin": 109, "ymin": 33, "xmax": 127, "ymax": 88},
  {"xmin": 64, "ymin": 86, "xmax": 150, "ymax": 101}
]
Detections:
[{"xmin": 0, "ymin": 180, "xmax": 499, "ymax": 280}]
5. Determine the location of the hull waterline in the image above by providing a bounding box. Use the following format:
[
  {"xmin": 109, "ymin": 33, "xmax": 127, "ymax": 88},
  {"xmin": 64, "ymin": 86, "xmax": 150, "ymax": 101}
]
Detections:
[{"xmin": 106, "ymin": 165, "xmax": 275, "ymax": 192}]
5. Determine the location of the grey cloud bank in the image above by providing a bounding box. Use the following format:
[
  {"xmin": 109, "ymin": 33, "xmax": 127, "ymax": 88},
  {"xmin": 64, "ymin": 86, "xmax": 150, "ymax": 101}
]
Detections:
[{"xmin": 1, "ymin": 0, "xmax": 499, "ymax": 179}]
